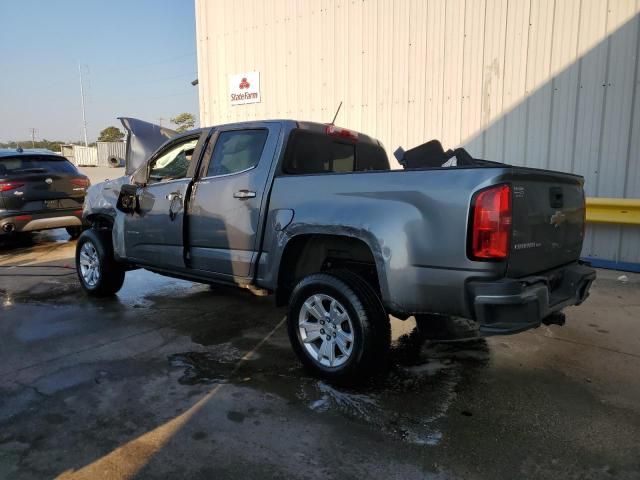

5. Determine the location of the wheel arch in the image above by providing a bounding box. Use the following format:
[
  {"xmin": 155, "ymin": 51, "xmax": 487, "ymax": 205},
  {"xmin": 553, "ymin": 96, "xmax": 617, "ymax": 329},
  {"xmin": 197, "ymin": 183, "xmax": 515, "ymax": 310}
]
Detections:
[{"xmin": 275, "ymin": 232, "xmax": 388, "ymax": 307}]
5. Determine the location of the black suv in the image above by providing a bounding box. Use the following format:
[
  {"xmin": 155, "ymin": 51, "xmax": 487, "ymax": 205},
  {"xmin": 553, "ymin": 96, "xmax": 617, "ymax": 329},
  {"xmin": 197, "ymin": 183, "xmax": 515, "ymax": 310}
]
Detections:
[{"xmin": 0, "ymin": 148, "xmax": 89, "ymax": 237}]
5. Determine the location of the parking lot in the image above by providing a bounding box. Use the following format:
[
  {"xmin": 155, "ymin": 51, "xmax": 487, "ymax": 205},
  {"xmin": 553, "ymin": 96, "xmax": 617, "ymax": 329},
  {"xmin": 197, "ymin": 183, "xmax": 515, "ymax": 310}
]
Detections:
[{"xmin": 1, "ymin": 201, "xmax": 639, "ymax": 479}]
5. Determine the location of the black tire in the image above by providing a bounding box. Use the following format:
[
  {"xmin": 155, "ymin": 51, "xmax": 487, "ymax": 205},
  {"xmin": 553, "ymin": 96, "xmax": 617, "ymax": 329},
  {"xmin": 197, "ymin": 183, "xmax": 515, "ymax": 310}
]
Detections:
[
  {"xmin": 66, "ymin": 226, "xmax": 83, "ymax": 239},
  {"xmin": 75, "ymin": 229, "xmax": 125, "ymax": 296},
  {"xmin": 287, "ymin": 270, "xmax": 390, "ymax": 383}
]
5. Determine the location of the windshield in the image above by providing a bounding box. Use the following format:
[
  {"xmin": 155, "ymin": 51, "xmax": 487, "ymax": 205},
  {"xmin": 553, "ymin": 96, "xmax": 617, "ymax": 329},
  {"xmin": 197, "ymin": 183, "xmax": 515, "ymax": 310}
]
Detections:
[{"xmin": 0, "ymin": 155, "xmax": 79, "ymax": 175}]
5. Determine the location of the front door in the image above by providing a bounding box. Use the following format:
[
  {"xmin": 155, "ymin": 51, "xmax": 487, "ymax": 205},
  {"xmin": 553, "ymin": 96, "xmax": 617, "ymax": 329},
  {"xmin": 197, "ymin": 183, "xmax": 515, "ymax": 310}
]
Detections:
[
  {"xmin": 124, "ymin": 135, "xmax": 201, "ymax": 269},
  {"xmin": 187, "ymin": 124, "xmax": 280, "ymax": 278}
]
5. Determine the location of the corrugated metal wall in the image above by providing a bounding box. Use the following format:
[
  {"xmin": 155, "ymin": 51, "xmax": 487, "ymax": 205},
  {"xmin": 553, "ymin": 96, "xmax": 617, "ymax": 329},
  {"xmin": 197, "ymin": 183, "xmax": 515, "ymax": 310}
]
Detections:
[
  {"xmin": 72, "ymin": 146, "xmax": 98, "ymax": 167},
  {"xmin": 96, "ymin": 142, "xmax": 126, "ymax": 167},
  {"xmin": 195, "ymin": 0, "xmax": 640, "ymax": 265}
]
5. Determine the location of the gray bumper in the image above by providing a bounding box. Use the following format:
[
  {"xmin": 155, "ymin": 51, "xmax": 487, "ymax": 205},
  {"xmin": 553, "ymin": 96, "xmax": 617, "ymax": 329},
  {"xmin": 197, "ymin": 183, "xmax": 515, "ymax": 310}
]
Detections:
[
  {"xmin": 467, "ymin": 262, "xmax": 596, "ymax": 335},
  {"xmin": 0, "ymin": 209, "xmax": 84, "ymax": 234}
]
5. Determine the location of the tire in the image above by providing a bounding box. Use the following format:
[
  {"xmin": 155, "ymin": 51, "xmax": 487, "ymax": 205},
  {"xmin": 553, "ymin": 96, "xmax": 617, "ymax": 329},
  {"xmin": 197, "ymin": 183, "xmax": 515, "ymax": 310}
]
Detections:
[
  {"xmin": 287, "ymin": 270, "xmax": 390, "ymax": 383},
  {"xmin": 75, "ymin": 229, "xmax": 125, "ymax": 296},
  {"xmin": 66, "ymin": 226, "xmax": 83, "ymax": 239}
]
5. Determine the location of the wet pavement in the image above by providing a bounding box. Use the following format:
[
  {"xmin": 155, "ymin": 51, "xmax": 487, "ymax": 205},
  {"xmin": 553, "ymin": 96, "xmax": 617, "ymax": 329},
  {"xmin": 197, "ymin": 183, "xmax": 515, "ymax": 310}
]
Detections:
[{"xmin": 1, "ymin": 229, "xmax": 640, "ymax": 479}]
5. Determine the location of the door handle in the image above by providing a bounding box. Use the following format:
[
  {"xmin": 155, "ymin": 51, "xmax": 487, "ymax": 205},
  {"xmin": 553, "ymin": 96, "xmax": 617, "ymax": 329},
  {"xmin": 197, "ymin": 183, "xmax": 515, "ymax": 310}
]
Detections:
[
  {"xmin": 166, "ymin": 192, "xmax": 182, "ymax": 201},
  {"xmin": 233, "ymin": 190, "xmax": 256, "ymax": 199}
]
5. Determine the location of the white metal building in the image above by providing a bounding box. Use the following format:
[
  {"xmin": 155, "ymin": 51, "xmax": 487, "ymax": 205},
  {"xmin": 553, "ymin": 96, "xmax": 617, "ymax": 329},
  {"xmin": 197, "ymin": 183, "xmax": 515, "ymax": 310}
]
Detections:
[{"xmin": 195, "ymin": 0, "xmax": 640, "ymax": 270}]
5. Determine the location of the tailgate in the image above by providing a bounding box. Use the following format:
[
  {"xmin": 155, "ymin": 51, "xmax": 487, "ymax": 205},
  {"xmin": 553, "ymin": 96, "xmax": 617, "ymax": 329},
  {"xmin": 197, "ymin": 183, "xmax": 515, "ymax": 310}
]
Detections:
[{"xmin": 507, "ymin": 169, "xmax": 585, "ymax": 278}]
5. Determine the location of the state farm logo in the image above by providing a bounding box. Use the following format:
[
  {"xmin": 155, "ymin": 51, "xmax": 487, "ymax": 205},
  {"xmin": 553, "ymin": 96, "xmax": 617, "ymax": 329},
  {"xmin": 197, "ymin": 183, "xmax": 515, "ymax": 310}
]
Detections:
[{"xmin": 229, "ymin": 71, "xmax": 260, "ymax": 105}]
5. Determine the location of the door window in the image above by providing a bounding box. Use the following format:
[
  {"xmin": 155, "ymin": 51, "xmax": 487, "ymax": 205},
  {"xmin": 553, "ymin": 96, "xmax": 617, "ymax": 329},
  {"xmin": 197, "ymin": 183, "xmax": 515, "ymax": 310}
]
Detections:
[
  {"xmin": 206, "ymin": 130, "xmax": 268, "ymax": 177},
  {"xmin": 148, "ymin": 138, "xmax": 198, "ymax": 183}
]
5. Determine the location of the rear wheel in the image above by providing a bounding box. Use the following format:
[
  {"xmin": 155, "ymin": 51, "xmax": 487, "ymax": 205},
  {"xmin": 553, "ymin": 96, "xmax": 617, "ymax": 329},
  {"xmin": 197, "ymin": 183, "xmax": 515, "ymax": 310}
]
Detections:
[
  {"xmin": 287, "ymin": 271, "xmax": 390, "ymax": 383},
  {"xmin": 76, "ymin": 229, "xmax": 125, "ymax": 296}
]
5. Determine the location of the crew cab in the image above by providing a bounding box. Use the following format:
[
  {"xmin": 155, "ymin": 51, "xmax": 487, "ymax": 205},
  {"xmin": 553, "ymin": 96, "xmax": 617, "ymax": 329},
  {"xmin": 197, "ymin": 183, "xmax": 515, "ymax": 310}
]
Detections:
[{"xmin": 78, "ymin": 118, "xmax": 595, "ymax": 382}]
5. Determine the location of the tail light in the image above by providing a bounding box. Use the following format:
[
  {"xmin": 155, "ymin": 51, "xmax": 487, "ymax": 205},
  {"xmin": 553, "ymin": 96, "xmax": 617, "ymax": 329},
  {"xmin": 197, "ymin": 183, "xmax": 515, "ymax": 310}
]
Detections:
[
  {"xmin": 469, "ymin": 184, "xmax": 512, "ymax": 260},
  {"xmin": 71, "ymin": 178, "xmax": 90, "ymax": 188},
  {"xmin": 0, "ymin": 182, "xmax": 24, "ymax": 192},
  {"xmin": 325, "ymin": 125, "xmax": 359, "ymax": 141}
]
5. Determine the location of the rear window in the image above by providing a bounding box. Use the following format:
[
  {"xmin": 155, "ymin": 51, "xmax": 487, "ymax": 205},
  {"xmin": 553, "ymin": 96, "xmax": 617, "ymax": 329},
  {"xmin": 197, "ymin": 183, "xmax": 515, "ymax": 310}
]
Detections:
[
  {"xmin": 283, "ymin": 130, "xmax": 389, "ymax": 174},
  {"xmin": 0, "ymin": 156, "xmax": 78, "ymax": 175}
]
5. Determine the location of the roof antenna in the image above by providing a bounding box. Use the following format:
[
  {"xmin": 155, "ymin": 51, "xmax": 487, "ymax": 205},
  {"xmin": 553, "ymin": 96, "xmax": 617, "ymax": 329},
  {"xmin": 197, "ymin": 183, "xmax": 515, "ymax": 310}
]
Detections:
[{"xmin": 330, "ymin": 101, "xmax": 343, "ymax": 125}]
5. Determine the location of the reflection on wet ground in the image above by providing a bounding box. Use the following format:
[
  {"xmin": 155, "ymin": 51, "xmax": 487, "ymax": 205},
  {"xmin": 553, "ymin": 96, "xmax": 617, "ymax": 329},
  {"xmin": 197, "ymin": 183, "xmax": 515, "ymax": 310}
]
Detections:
[
  {"xmin": 168, "ymin": 308, "xmax": 490, "ymax": 446},
  {"xmin": 0, "ymin": 229, "xmax": 70, "ymax": 254}
]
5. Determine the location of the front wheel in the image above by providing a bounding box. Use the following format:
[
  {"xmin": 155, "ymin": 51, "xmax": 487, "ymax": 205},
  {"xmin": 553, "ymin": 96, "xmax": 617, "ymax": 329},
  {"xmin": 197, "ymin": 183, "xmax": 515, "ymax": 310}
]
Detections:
[
  {"xmin": 287, "ymin": 271, "xmax": 390, "ymax": 383},
  {"xmin": 76, "ymin": 229, "xmax": 125, "ymax": 296}
]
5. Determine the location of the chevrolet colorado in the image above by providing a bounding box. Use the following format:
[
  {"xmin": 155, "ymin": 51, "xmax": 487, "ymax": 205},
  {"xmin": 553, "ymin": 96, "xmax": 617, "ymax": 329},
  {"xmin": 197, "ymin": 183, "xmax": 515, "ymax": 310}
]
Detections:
[{"xmin": 78, "ymin": 118, "xmax": 595, "ymax": 381}]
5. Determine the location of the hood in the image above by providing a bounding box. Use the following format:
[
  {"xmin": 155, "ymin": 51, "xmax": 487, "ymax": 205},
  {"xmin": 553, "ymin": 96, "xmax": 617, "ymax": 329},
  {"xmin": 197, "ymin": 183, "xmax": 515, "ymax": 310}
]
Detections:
[{"xmin": 119, "ymin": 117, "xmax": 178, "ymax": 175}]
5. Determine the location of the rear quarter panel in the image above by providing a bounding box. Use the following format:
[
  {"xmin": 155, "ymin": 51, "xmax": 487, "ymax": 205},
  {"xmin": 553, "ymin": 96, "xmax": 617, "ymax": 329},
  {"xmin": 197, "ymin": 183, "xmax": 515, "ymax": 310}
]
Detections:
[{"xmin": 259, "ymin": 167, "xmax": 515, "ymax": 317}]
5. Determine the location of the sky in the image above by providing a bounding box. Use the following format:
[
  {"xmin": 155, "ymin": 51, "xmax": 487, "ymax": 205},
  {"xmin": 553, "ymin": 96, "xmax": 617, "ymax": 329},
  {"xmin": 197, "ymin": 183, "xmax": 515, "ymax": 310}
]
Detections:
[{"xmin": 0, "ymin": 0, "xmax": 199, "ymax": 143}]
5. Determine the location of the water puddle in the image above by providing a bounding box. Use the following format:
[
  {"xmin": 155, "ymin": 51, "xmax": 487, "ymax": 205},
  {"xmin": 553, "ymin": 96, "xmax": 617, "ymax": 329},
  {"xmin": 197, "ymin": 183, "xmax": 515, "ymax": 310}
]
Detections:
[{"xmin": 169, "ymin": 319, "xmax": 490, "ymax": 446}]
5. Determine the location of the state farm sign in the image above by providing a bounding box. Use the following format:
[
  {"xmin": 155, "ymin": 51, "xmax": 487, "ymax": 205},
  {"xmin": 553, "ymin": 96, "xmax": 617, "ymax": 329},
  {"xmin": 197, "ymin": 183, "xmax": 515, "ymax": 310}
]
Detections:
[{"xmin": 229, "ymin": 72, "xmax": 261, "ymax": 105}]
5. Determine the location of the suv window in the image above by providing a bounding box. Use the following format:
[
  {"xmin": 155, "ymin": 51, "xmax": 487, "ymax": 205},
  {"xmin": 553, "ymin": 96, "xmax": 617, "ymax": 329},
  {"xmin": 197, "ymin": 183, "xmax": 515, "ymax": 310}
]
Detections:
[
  {"xmin": 207, "ymin": 129, "xmax": 268, "ymax": 177},
  {"xmin": 0, "ymin": 155, "xmax": 78, "ymax": 175},
  {"xmin": 283, "ymin": 130, "xmax": 389, "ymax": 174},
  {"xmin": 148, "ymin": 138, "xmax": 198, "ymax": 183}
]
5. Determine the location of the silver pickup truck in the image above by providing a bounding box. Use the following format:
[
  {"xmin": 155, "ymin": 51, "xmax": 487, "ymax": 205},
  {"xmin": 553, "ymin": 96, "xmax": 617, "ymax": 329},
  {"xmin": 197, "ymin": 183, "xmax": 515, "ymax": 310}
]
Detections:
[{"xmin": 78, "ymin": 118, "xmax": 595, "ymax": 382}]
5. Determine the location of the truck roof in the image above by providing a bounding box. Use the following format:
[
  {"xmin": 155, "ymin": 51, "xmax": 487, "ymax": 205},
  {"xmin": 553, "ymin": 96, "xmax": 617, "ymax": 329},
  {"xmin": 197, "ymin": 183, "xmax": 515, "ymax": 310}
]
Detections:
[{"xmin": 178, "ymin": 119, "xmax": 381, "ymax": 146}]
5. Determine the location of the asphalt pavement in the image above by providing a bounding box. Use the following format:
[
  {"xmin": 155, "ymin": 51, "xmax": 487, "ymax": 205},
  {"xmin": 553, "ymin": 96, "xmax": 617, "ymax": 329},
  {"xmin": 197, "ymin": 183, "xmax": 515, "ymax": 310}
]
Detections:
[{"xmin": 0, "ymin": 225, "xmax": 639, "ymax": 479}]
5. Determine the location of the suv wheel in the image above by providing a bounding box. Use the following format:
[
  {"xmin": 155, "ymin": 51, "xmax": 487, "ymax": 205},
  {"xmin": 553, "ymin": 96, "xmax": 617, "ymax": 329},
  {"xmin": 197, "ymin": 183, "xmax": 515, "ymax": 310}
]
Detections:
[
  {"xmin": 287, "ymin": 271, "xmax": 390, "ymax": 383},
  {"xmin": 66, "ymin": 226, "xmax": 83, "ymax": 239},
  {"xmin": 76, "ymin": 229, "xmax": 125, "ymax": 296}
]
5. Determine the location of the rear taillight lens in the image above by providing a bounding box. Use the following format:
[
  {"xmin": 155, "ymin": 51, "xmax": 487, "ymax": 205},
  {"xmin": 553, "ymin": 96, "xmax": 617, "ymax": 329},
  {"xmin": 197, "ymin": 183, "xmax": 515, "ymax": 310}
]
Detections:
[
  {"xmin": 469, "ymin": 184, "xmax": 512, "ymax": 260},
  {"xmin": 0, "ymin": 182, "xmax": 24, "ymax": 192},
  {"xmin": 71, "ymin": 178, "xmax": 90, "ymax": 188}
]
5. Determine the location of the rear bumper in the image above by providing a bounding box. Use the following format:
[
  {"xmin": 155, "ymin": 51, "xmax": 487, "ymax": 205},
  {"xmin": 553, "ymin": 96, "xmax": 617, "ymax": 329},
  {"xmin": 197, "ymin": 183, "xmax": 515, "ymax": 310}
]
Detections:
[
  {"xmin": 0, "ymin": 209, "xmax": 84, "ymax": 234},
  {"xmin": 467, "ymin": 262, "xmax": 596, "ymax": 335}
]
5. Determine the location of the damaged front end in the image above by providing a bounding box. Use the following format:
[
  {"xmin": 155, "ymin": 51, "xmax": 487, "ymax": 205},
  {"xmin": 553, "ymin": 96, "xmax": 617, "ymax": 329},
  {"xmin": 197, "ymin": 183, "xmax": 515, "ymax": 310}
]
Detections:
[{"xmin": 82, "ymin": 118, "xmax": 177, "ymax": 258}]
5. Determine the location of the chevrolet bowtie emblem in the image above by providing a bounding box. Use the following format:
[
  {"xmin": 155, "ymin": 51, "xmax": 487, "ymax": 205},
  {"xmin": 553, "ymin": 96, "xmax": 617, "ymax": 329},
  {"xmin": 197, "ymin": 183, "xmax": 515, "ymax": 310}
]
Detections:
[{"xmin": 550, "ymin": 210, "xmax": 567, "ymax": 227}]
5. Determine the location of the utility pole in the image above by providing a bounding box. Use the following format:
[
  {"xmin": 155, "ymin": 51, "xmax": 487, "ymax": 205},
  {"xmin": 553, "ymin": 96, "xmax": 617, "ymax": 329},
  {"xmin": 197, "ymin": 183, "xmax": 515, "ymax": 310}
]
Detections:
[
  {"xmin": 29, "ymin": 128, "xmax": 37, "ymax": 148},
  {"xmin": 158, "ymin": 117, "xmax": 165, "ymax": 128},
  {"xmin": 78, "ymin": 63, "xmax": 88, "ymax": 147}
]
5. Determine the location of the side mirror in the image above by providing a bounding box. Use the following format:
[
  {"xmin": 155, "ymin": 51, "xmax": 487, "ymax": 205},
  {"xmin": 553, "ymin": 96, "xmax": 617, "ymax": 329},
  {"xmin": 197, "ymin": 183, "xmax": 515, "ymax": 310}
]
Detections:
[
  {"xmin": 131, "ymin": 166, "xmax": 148, "ymax": 186},
  {"xmin": 116, "ymin": 184, "xmax": 139, "ymax": 214}
]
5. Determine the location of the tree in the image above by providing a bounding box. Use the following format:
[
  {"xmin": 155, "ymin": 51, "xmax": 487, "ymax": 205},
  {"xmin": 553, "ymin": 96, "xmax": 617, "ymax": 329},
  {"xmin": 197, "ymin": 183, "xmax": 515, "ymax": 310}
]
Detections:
[
  {"xmin": 171, "ymin": 112, "xmax": 196, "ymax": 133},
  {"xmin": 97, "ymin": 126, "xmax": 125, "ymax": 142}
]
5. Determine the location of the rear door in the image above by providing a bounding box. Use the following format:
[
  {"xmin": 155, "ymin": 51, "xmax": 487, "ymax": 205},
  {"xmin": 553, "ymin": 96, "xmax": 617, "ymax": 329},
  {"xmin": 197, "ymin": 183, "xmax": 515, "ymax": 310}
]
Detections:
[
  {"xmin": 0, "ymin": 155, "xmax": 88, "ymax": 212},
  {"xmin": 187, "ymin": 123, "xmax": 280, "ymax": 278},
  {"xmin": 123, "ymin": 134, "xmax": 205, "ymax": 269},
  {"xmin": 507, "ymin": 169, "xmax": 586, "ymax": 277}
]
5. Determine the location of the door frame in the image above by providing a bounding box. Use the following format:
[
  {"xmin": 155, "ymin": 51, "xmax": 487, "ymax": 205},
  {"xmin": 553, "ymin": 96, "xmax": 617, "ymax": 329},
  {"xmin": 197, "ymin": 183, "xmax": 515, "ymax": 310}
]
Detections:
[
  {"xmin": 122, "ymin": 129, "xmax": 213, "ymax": 268},
  {"xmin": 186, "ymin": 121, "xmax": 285, "ymax": 281}
]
